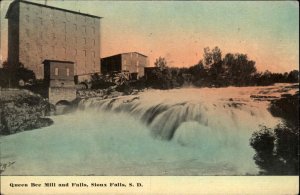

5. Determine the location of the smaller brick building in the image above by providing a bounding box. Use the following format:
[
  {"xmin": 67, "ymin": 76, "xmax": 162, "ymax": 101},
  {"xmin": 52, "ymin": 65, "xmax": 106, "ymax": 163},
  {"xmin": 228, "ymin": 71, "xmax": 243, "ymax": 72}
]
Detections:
[
  {"xmin": 43, "ymin": 60, "xmax": 76, "ymax": 105},
  {"xmin": 101, "ymin": 52, "xmax": 148, "ymax": 79}
]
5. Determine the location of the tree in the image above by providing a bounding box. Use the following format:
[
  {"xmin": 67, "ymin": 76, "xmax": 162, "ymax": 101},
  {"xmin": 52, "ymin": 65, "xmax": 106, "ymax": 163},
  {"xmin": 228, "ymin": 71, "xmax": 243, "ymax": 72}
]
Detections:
[
  {"xmin": 212, "ymin": 46, "xmax": 222, "ymax": 64},
  {"xmin": 146, "ymin": 57, "xmax": 174, "ymax": 89},
  {"xmin": 154, "ymin": 57, "xmax": 168, "ymax": 71},
  {"xmin": 0, "ymin": 61, "xmax": 12, "ymax": 88},
  {"xmin": 15, "ymin": 66, "xmax": 36, "ymax": 84},
  {"xmin": 286, "ymin": 70, "xmax": 299, "ymax": 83},
  {"xmin": 203, "ymin": 46, "xmax": 222, "ymax": 69},
  {"xmin": 222, "ymin": 53, "xmax": 257, "ymax": 85},
  {"xmin": 203, "ymin": 47, "xmax": 213, "ymax": 67},
  {"xmin": 0, "ymin": 61, "xmax": 36, "ymax": 87}
]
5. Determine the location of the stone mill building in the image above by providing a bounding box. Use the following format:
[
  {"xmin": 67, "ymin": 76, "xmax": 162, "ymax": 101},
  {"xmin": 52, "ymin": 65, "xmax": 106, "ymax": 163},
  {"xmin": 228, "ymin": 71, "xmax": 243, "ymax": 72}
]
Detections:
[
  {"xmin": 5, "ymin": 0, "xmax": 102, "ymax": 80},
  {"xmin": 101, "ymin": 52, "xmax": 149, "ymax": 79}
]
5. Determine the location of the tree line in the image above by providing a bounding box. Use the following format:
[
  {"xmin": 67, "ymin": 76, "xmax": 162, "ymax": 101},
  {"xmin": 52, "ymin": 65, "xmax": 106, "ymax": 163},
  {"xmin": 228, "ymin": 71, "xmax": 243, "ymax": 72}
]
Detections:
[{"xmin": 145, "ymin": 46, "xmax": 299, "ymax": 89}]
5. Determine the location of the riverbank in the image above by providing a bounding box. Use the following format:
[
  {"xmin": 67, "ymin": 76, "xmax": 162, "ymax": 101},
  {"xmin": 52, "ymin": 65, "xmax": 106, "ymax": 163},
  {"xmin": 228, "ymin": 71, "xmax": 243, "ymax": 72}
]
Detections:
[{"xmin": 0, "ymin": 89, "xmax": 53, "ymax": 135}]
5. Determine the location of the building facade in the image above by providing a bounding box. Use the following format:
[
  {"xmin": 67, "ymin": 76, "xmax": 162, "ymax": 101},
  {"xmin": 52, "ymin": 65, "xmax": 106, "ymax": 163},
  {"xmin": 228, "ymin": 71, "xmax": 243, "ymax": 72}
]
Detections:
[
  {"xmin": 101, "ymin": 52, "xmax": 149, "ymax": 79},
  {"xmin": 43, "ymin": 59, "xmax": 76, "ymax": 104},
  {"xmin": 6, "ymin": 0, "xmax": 101, "ymax": 79}
]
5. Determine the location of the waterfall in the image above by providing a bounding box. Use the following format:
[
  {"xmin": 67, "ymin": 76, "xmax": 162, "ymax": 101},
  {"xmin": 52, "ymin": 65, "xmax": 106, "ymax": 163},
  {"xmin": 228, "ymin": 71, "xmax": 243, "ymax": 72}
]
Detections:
[
  {"xmin": 2, "ymin": 84, "xmax": 296, "ymax": 175},
  {"xmin": 78, "ymin": 88, "xmax": 279, "ymax": 142}
]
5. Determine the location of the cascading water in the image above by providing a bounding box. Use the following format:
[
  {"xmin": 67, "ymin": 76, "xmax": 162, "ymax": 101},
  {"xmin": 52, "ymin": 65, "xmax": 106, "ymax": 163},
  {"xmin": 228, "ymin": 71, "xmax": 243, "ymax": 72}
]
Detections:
[
  {"xmin": 1, "ymin": 84, "xmax": 297, "ymax": 175},
  {"xmin": 78, "ymin": 87, "xmax": 280, "ymax": 141}
]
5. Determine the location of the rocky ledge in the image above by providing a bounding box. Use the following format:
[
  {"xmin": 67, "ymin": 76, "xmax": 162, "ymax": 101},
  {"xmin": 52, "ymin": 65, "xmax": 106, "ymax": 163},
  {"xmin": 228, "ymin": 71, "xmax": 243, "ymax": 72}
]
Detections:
[{"xmin": 0, "ymin": 89, "xmax": 53, "ymax": 135}]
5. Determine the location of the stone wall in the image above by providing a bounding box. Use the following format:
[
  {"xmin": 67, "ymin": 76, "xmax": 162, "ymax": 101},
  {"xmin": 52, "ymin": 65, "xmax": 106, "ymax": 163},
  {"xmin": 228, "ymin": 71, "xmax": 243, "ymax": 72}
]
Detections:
[
  {"xmin": 48, "ymin": 87, "xmax": 76, "ymax": 105},
  {"xmin": 121, "ymin": 53, "xmax": 148, "ymax": 78}
]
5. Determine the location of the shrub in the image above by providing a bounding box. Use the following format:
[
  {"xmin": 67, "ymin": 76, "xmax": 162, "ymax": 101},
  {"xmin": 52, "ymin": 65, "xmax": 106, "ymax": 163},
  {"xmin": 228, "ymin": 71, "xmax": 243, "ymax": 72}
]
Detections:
[{"xmin": 250, "ymin": 93, "xmax": 299, "ymax": 175}]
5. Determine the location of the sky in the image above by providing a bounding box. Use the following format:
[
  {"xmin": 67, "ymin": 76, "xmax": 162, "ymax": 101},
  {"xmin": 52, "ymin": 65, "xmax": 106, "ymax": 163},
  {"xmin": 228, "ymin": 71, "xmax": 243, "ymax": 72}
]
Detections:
[{"xmin": 0, "ymin": 0, "xmax": 299, "ymax": 72}]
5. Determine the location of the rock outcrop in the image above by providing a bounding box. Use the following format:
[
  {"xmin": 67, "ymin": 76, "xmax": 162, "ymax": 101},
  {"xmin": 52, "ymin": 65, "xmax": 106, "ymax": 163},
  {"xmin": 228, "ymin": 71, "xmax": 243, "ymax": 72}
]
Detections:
[{"xmin": 0, "ymin": 90, "xmax": 53, "ymax": 135}]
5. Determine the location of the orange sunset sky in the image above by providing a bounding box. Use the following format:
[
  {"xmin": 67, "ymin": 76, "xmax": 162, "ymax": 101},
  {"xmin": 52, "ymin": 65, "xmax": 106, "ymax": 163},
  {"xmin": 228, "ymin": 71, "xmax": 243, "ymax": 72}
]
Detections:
[{"xmin": 0, "ymin": 0, "xmax": 299, "ymax": 73}]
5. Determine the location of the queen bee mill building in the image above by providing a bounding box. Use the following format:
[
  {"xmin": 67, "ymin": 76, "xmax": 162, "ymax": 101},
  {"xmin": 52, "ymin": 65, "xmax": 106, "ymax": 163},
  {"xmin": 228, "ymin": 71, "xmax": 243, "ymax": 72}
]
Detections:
[{"xmin": 6, "ymin": 0, "xmax": 101, "ymax": 80}]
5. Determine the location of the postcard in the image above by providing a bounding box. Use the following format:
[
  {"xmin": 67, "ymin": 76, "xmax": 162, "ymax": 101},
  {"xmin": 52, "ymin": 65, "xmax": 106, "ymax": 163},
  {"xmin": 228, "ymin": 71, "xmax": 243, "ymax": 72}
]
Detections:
[{"xmin": 0, "ymin": 0, "xmax": 299, "ymax": 194}]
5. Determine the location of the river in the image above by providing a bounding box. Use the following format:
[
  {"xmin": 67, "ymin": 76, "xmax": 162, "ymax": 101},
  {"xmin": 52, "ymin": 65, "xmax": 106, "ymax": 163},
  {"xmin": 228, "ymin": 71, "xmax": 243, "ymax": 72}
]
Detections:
[{"xmin": 1, "ymin": 83, "xmax": 297, "ymax": 175}]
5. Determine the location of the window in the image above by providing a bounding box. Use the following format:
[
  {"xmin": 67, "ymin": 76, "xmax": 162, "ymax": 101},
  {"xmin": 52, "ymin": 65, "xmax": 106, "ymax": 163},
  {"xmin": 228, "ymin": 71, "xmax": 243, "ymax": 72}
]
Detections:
[
  {"xmin": 51, "ymin": 20, "xmax": 55, "ymax": 27},
  {"xmin": 83, "ymin": 50, "xmax": 87, "ymax": 56},
  {"xmin": 92, "ymin": 51, "xmax": 95, "ymax": 58},
  {"xmin": 26, "ymin": 29, "xmax": 29, "ymax": 36},
  {"xmin": 55, "ymin": 68, "xmax": 59, "ymax": 76},
  {"xmin": 66, "ymin": 68, "xmax": 70, "ymax": 76},
  {"xmin": 63, "ymin": 22, "xmax": 66, "ymax": 32},
  {"xmin": 93, "ymin": 39, "xmax": 95, "ymax": 46},
  {"xmin": 84, "ymin": 38, "xmax": 86, "ymax": 44},
  {"xmin": 26, "ymin": 43, "xmax": 30, "ymax": 49},
  {"xmin": 63, "ymin": 47, "xmax": 66, "ymax": 59},
  {"xmin": 52, "ymin": 33, "xmax": 55, "ymax": 40},
  {"xmin": 39, "ymin": 17, "xmax": 43, "ymax": 25},
  {"xmin": 84, "ymin": 26, "xmax": 87, "ymax": 33},
  {"xmin": 92, "ymin": 27, "xmax": 95, "ymax": 34}
]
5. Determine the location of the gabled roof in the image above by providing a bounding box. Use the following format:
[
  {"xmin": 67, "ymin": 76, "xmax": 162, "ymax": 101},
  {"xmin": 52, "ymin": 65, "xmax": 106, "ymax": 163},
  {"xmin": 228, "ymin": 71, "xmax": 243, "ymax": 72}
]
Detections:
[
  {"xmin": 6, "ymin": 0, "xmax": 102, "ymax": 19},
  {"xmin": 121, "ymin": 52, "xmax": 148, "ymax": 57},
  {"xmin": 101, "ymin": 52, "xmax": 148, "ymax": 59}
]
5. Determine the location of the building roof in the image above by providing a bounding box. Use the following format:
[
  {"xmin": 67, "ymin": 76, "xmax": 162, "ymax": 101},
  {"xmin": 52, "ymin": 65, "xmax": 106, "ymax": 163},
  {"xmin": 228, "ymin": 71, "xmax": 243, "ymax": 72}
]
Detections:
[
  {"xmin": 122, "ymin": 52, "xmax": 148, "ymax": 57},
  {"xmin": 6, "ymin": 0, "xmax": 102, "ymax": 19},
  {"xmin": 43, "ymin": 59, "xmax": 74, "ymax": 64},
  {"xmin": 144, "ymin": 67, "xmax": 157, "ymax": 69},
  {"xmin": 101, "ymin": 52, "xmax": 148, "ymax": 59}
]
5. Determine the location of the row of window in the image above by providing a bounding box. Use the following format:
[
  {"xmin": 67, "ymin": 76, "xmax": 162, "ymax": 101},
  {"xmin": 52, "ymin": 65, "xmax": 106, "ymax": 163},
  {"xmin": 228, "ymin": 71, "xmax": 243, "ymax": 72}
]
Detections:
[
  {"xmin": 25, "ymin": 15, "xmax": 97, "ymax": 34},
  {"xmin": 24, "ymin": 30, "xmax": 97, "ymax": 46},
  {"xmin": 54, "ymin": 67, "xmax": 70, "ymax": 76},
  {"xmin": 24, "ymin": 5, "xmax": 97, "ymax": 24},
  {"xmin": 25, "ymin": 43, "xmax": 97, "ymax": 57}
]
